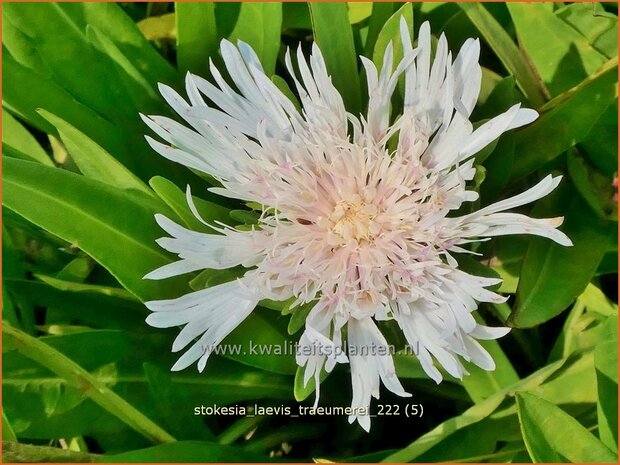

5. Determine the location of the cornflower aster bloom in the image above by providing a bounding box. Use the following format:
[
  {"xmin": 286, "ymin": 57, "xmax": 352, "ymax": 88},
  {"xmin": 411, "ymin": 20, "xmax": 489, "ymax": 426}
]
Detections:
[{"xmin": 142, "ymin": 20, "xmax": 572, "ymax": 431}]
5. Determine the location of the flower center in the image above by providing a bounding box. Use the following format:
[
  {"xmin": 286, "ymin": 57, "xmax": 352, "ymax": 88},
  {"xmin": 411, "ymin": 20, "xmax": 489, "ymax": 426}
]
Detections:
[{"xmin": 329, "ymin": 195, "xmax": 379, "ymax": 242}]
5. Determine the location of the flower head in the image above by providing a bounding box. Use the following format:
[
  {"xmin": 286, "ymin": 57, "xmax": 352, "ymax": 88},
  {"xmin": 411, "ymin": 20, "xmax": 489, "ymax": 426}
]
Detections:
[{"xmin": 142, "ymin": 20, "xmax": 571, "ymax": 431}]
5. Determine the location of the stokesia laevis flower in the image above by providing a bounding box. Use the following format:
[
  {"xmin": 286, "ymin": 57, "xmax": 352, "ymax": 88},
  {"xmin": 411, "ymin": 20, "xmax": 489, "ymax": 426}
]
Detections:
[{"xmin": 142, "ymin": 20, "xmax": 572, "ymax": 431}]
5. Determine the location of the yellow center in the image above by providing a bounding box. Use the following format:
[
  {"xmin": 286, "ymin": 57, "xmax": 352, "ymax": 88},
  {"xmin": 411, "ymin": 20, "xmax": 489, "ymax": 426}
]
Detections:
[{"xmin": 330, "ymin": 196, "xmax": 379, "ymax": 242}]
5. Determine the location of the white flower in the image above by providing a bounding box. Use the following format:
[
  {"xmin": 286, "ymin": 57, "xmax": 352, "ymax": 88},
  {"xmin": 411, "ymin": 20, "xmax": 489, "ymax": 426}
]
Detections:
[{"xmin": 142, "ymin": 20, "xmax": 572, "ymax": 431}]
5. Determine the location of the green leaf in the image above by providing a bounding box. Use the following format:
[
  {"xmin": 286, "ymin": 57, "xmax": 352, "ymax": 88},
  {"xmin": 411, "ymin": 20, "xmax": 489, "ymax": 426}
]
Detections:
[
  {"xmin": 348, "ymin": 2, "xmax": 373, "ymax": 24},
  {"xmin": 2, "ymin": 109, "xmax": 52, "ymax": 166},
  {"xmin": 2, "ymin": 3, "xmax": 183, "ymax": 183},
  {"xmin": 4, "ymin": 330, "xmax": 292, "ymax": 440},
  {"xmin": 372, "ymin": 3, "xmax": 414, "ymax": 70},
  {"xmin": 516, "ymin": 392, "xmax": 617, "ymax": 463},
  {"xmin": 538, "ymin": 351, "xmax": 598, "ymax": 405},
  {"xmin": 309, "ymin": 3, "xmax": 362, "ymax": 115},
  {"xmin": 383, "ymin": 357, "xmax": 570, "ymax": 462},
  {"xmin": 511, "ymin": 182, "xmax": 613, "ymax": 328},
  {"xmin": 460, "ymin": 317, "xmax": 519, "ymax": 402},
  {"xmin": 287, "ymin": 301, "xmax": 314, "ymax": 335},
  {"xmin": 3, "ymin": 158, "xmax": 187, "ymax": 301},
  {"xmin": 37, "ymin": 110, "xmax": 152, "ymax": 196},
  {"xmin": 364, "ymin": 3, "xmax": 395, "ymax": 57},
  {"xmin": 510, "ymin": 57, "xmax": 617, "ymax": 181},
  {"xmin": 567, "ymin": 151, "xmax": 617, "ymax": 220},
  {"xmin": 293, "ymin": 365, "xmax": 329, "ymax": 402},
  {"xmin": 595, "ymin": 316, "xmax": 619, "ymax": 452},
  {"xmin": 228, "ymin": 3, "xmax": 282, "ymax": 76},
  {"xmin": 581, "ymin": 283, "xmax": 618, "ymax": 317},
  {"xmin": 176, "ymin": 3, "xmax": 218, "ymax": 76},
  {"xmin": 282, "ymin": 3, "xmax": 312, "ymax": 30},
  {"xmin": 508, "ymin": 3, "xmax": 609, "ymax": 96},
  {"xmin": 383, "ymin": 394, "xmax": 505, "ymax": 462},
  {"xmin": 2, "ymin": 52, "xmax": 126, "ymax": 163},
  {"xmin": 137, "ymin": 13, "xmax": 176, "ymax": 41},
  {"xmin": 3, "ymin": 324, "xmax": 176, "ymax": 443},
  {"xmin": 221, "ymin": 309, "xmax": 297, "ymax": 375},
  {"xmin": 457, "ymin": 3, "xmax": 547, "ymax": 107},
  {"xmin": 555, "ymin": 3, "xmax": 618, "ymax": 59},
  {"xmin": 102, "ymin": 441, "xmax": 264, "ymax": 462},
  {"xmin": 2, "ymin": 412, "xmax": 17, "ymax": 442},
  {"xmin": 85, "ymin": 25, "xmax": 162, "ymax": 113},
  {"xmin": 6, "ymin": 278, "xmax": 146, "ymax": 330},
  {"xmin": 580, "ymin": 101, "xmax": 618, "ymax": 177},
  {"xmin": 58, "ymin": 2, "xmax": 177, "ymax": 84},
  {"xmin": 149, "ymin": 176, "xmax": 231, "ymax": 230}
]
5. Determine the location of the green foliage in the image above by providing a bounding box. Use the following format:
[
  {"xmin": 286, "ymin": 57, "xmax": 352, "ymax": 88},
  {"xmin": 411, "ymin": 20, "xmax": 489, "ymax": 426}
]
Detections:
[{"xmin": 2, "ymin": 2, "xmax": 617, "ymax": 462}]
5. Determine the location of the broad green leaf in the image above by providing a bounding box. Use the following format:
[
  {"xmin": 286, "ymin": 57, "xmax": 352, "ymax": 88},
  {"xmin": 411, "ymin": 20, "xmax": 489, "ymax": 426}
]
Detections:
[
  {"xmin": 510, "ymin": 57, "xmax": 617, "ymax": 181},
  {"xmin": 176, "ymin": 3, "xmax": 218, "ymax": 76},
  {"xmin": 38, "ymin": 110, "xmax": 152, "ymax": 196},
  {"xmin": 102, "ymin": 441, "xmax": 263, "ymax": 462},
  {"xmin": 485, "ymin": 237, "xmax": 528, "ymax": 295},
  {"xmin": 142, "ymin": 362, "xmax": 215, "ymax": 440},
  {"xmin": 555, "ymin": 3, "xmax": 618, "ymax": 59},
  {"xmin": 2, "ymin": 413, "xmax": 17, "ymax": 442},
  {"xmin": 149, "ymin": 176, "xmax": 231, "ymax": 230},
  {"xmin": 57, "ymin": 2, "xmax": 177, "ymax": 84},
  {"xmin": 3, "ymin": 158, "xmax": 187, "ymax": 301},
  {"xmin": 548, "ymin": 299, "xmax": 590, "ymax": 360},
  {"xmin": 383, "ymin": 394, "xmax": 505, "ymax": 462},
  {"xmin": 580, "ymin": 101, "xmax": 618, "ymax": 177},
  {"xmin": 86, "ymin": 25, "xmax": 161, "ymax": 113},
  {"xmin": 383, "ymin": 357, "xmax": 569, "ymax": 462},
  {"xmin": 287, "ymin": 301, "xmax": 314, "ymax": 335},
  {"xmin": 3, "ymin": 3, "xmax": 143, "ymax": 124},
  {"xmin": 137, "ymin": 13, "xmax": 176, "ymax": 41},
  {"xmin": 581, "ymin": 283, "xmax": 618, "ymax": 317},
  {"xmin": 595, "ymin": 316, "xmax": 619, "ymax": 452},
  {"xmin": 508, "ymin": 3, "xmax": 608, "ymax": 96},
  {"xmin": 4, "ymin": 330, "xmax": 292, "ymax": 440},
  {"xmin": 511, "ymin": 182, "xmax": 614, "ymax": 328},
  {"xmin": 409, "ymin": 420, "xmax": 510, "ymax": 463},
  {"xmin": 282, "ymin": 2, "xmax": 312, "ymax": 30},
  {"xmin": 516, "ymin": 392, "xmax": 617, "ymax": 463},
  {"xmin": 393, "ymin": 353, "xmax": 432, "ymax": 379},
  {"xmin": 477, "ymin": 68, "xmax": 503, "ymax": 106},
  {"xmin": 6, "ymin": 279, "xmax": 146, "ymax": 331},
  {"xmin": 480, "ymin": 134, "xmax": 515, "ymax": 211},
  {"xmin": 2, "ymin": 52, "xmax": 126, "ymax": 161},
  {"xmin": 372, "ymin": 3, "xmax": 413, "ymax": 70},
  {"xmin": 457, "ymin": 3, "xmax": 547, "ymax": 107},
  {"xmin": 2, "ymin": 3, "xmax": 184, "ymax": 183},
  {"xmin": 567, "ymin": 151, "xmax": 617, "ymax": 220},
  {"xmin": 228, "ymin": 3, "xmax": 282, "ymax": 76},
  {"xmin": 293, "ymin": 365, "xmax": 329, "ymax": 402},
  {"xmin": 348, "ymin": 3, "xmax": 373, "ymax": 24},
  {"xmin": 2, "ymin": 109, "xmax": 52, "ymax": 166},
  {"xmin": 221, "ymin": 309, "xmax": 297, "ymax": 375},
  {"xmin": 364, "ymin": 2, "xmax": 395, "ymax": 57},
  {"xmin": 137, "ymin": 13, "xmax": 177, "ymax": 40},
  {"xmin": 539, "ymin": 351, "xmax": 597, "ymax": 405},
  {"xmin": 474, "ymin": 75, "xmax": 518, "ymax": 121},
  {"xmin": 309, "ymin": 3, "xmax": 362, "ymax": 115},
  {"xmin": 460, "ymin": 323, "xmax": 519, "ymax": 402},
  {"xmin": 3, "ymin": 325, "xmax": 175, "ymax": 443}
]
